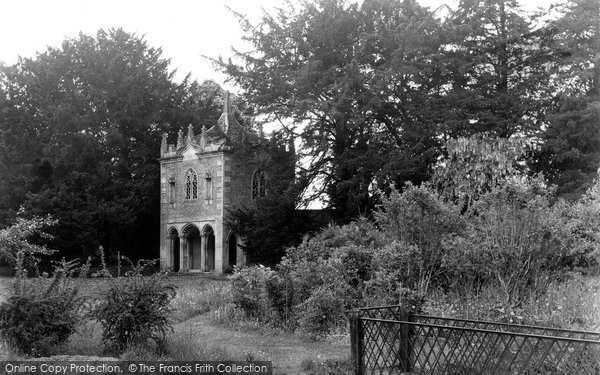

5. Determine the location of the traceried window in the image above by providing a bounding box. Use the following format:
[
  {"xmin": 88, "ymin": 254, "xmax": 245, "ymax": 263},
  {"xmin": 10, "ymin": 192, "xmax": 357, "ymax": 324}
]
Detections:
[
  {"xmin": 185, "ymin": 169, "xmax": 198, "ymax": 200},
  {"xmin": 251, "ymin": 170, "xmax": 267, "ymax": 199}
]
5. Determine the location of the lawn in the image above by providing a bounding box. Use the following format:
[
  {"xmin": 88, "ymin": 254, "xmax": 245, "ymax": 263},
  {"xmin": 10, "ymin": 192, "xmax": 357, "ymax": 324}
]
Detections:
[{"xmin": 0, "ymin": 275, "xmax": 350, "ymax": 375}]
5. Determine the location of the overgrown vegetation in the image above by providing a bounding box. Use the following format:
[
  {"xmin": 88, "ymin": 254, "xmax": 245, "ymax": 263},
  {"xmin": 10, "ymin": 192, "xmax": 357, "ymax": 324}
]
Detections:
[
  {"xmin": 0, "ymin": 259, "xmax": 87, "ymax": 356},
  {"xmin": 90, "ymin": 259, "xmax": 176, "ymax": 355},
  {"xmin": 223, "ymin": 141, "xmax": 600, "ymax": 335},
  {"xmin": 0, "ymin": 219, "xmax": 179, "ymax": 358}
]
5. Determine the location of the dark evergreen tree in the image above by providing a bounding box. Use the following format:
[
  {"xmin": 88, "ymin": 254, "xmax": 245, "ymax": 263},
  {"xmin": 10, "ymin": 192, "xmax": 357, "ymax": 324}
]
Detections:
[
  {"xmin": 440, "ymin": 0, "xmax": 556, "ymax": 139},
  {"xmin": 0, "ymin": 29, "xmax": 223, "ymax": 260},
  {"xmin": 218, "ymin": 0, "xmax": 446, "ymax": 221},
  {"xmin": 533, "ymin": 0, "xmax": 600, "ymax": 199}
]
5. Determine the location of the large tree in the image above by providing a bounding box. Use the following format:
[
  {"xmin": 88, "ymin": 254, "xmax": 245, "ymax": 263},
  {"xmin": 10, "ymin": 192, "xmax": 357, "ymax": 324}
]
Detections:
[
  {"xmin": 0, "ymin": 29, "xmax": 222, "ymax": 260},
  {"xmin": 439, "ymin": 0, "xmax": 556, "ymax": 139},
  {"xmin": 219, "ymin": 0, "xmax": 446, "ymax": 220},
  {"xmin": 533, "ymin": 0, "xmax": 600, "ymax": 200}
]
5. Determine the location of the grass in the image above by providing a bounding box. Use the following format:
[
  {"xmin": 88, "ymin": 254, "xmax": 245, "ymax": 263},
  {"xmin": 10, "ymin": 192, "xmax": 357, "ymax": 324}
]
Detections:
[
  {"xmin": 532, "ymin": 276, "xmax": 600, "ymax": 330},
  {"xmin": 170, "ymin": 281, "xmax": 230, "ymax": 323},
  {"xmin": 0, "ymin": 274, "xmax": 232, "ymax": 359},
  {"xmin": 424, "ymin": 275, "xmax": 600, "ymax": 331},
  {"xmin": 300, "ymin": 357, "xmax": 352, "ymax": 375},
  {"xmin": 62, "ymin": 320, "xmax": 104, "ymax": 356},
  {"xmin": 159, "ymin": 331, "xmax": 238, "ymax": 361},
  {"xmin": 1, "ymin": 270, "xmax": 595, "ymax": 374}
]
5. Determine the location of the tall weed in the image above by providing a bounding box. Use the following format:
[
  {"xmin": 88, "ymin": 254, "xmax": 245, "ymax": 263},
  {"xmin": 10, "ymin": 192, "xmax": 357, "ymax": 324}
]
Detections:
[
  {"xmin": 91, "ymin": 259, "xmax": 176, "ymax": 355},
  {"xmin": 0, "ymin": 258, "xmax": 88, "ymax": 356}
]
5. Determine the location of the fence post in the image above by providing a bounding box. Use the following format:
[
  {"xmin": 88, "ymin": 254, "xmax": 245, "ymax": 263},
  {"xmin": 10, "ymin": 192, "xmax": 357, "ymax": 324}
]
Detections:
[
  {"xmin": 398, "ymin": 307, "xmax": 412, "ymax": 372},
  {"xmin": 350, "ymin": 309, "xmax": 364, "ymax": 375}
]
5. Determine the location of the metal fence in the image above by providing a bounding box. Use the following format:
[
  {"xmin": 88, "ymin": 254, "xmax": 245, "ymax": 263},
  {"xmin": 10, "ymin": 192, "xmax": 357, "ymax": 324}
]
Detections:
[{"xmin": 350, "ymin": 305, "xmax": 600, "ymax": 375}]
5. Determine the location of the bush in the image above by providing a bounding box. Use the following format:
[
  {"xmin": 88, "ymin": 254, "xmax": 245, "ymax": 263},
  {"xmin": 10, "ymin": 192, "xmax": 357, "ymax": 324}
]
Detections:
[
  {"xmin": 225, "ymin": 178, "xmax": 600, "ymax": 335},
  {"xmin": 296, "ymin": 286, "xmax": 346, "ymax": 336},
  {"xmin": 0, "ymin": 258, "xmax": 85, "ymax": 356},
  {"xmin": 0, "ymin": 293, "xmax": 79, "ymax": 356},
  {"xmin": 283, "ymin": 218, "xmax": 383, "ymax": 265},
  {"xmin": 442, "ymin": 177, "xmax": 572, "ymax": 305},
  {"xmin": 229, "ymin": 265, "xmax": 274, "ymax": 319},
  {"xmin": 364, "ymin": 241, "xmax": 423, "ymax": 305},
  {"xmin": 374, "ymin": 184, "xmax": 464, "ymax": 291},
  {"xmin": 264, "ymin": 272, "xmax": 294, "ymax": 326},
  {"xmin": 549, "ymin": 179, "xmax": 600, "ymax": 272},
  {"xmin": 91, "ymin": 261, "xmax": 176, "ymax": 355}
]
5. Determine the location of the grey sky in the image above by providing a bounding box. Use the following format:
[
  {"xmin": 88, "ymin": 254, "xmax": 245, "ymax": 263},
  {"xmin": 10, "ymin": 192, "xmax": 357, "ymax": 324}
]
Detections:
[{"xmin": 0, "ymin": 0, "xmax": 547, "ymax": 90}]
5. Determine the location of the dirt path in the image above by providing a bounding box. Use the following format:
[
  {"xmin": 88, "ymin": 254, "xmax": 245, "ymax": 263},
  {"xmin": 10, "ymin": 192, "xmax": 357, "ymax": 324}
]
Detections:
[{"xmin": 175, "ymin": 314, "xmax": 350, "ymax": 375}]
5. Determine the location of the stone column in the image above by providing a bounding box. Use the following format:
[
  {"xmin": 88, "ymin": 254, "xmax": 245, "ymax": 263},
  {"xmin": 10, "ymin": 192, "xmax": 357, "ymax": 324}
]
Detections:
[
  {"xmin": 169, "ymin": 237, "xmax": 175, "ymax": 271},
  {"xmin": 179, "ymin": 235, "xmax": 187, "ymax": 271},
  {"xmin": 201, "ymin": 234, "xmax": 208, "ymax": 272}
]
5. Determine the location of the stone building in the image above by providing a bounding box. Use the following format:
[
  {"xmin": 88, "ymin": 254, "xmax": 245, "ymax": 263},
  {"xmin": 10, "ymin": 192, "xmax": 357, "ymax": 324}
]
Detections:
[{"xmin": 158, "ymin": 94, "xmax": 292, "ymax": 273}]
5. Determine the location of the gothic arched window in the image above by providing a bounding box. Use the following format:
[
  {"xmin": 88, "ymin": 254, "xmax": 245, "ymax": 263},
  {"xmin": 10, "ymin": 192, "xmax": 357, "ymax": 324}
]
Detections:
[
  {"xmin": 252, "ymin": 170, "xmax": 267, "ymax": 199},
  {"xmin": 185, "ymin": 169, "xmax": 198, "ymax": 199}
]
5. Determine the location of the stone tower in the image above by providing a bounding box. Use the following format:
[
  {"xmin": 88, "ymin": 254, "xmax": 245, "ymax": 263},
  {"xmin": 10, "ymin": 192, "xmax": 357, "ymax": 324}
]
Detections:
[{"xmin": 158, "ymin": 93, "xmax": 277, "ymax": 274}]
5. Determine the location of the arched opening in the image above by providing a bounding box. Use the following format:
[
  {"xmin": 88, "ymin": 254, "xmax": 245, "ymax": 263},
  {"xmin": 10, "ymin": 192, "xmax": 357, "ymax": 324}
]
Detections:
[
  {"xmin": 228, "ymin": 232, "xmax": 238, "ymax": 268},
  {"xmin": 168, "ymin": 228, "xmax": 180, "ymax": 272},
  {"xmin": 251, "ymin": 170, "xmax": 267, "ymax": 199},
  {"xmin": 203, "ymin": 225, "xmax": 215, "ymax": 271},
  {"xmin": 182, "ymin": 224, "xmax": 201, "ymax": 271}
]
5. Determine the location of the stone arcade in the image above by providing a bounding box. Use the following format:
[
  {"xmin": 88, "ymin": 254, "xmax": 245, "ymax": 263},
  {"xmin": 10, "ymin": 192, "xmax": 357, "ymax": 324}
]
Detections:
[{"xmin": 159, "ymin": 94, "xmax": 286, "ymax": 274}]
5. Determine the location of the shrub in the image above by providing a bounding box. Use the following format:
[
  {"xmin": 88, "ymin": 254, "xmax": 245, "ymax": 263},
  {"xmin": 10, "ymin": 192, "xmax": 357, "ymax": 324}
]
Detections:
[
  {"xmin": 264, "ymin": 272, "xmax": 294, "ymax": 326},
  {"xmin": 364, "ymin": 242, "xmax": 424, "ymax": 305},
  {"xmin": 443, "ymin": 177, "xmax": 570, "ymax": 305},
  {"xmin": 0, "ymin": 214, "xmax": 57, "ymax": 266},
  {"xmin": 283, "ymin": 218, "xmax": 383, "ymax": 265},
  {"xmin": 296, "ymin": 286, "xmax": 346, "ymax": 336},
  {"xmin": 0, "ymin": 258, "xmax": 85, "ymax": 356},
  {"xmin": 548, "ymin": 179, "xmax": 600, "ymax": 272},
  {"xmin": 91, "ymin": 260, "xmax": 176, "ymax": 354},
  {"xmin": 229, "ymin": 265, "xmax": 274, "ymax": 318},
  {"xmin": 374, "ymin": 184, "xmax": 464, "ymax": 292}
]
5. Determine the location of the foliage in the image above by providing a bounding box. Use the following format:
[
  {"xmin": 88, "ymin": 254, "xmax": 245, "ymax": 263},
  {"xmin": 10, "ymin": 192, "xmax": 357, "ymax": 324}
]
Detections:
[
  {"xmin": 440, "ymin": 0, "xmax": 555, "ymax": 138},
  {"xmin": 296, "ymin": 286, "xmax": 346, "ymax": 336},
  {"xmin": 227, "ymin": 174, "xmax": 600, "ymax": 334},
  {"xmin": 219, "ymin": 0, "xmax": 445, "ymax": 218},
  {"xmin": 363, "ymin": 242, "xmax": 423, "ymax": 305},
  {"xmin": 0, "ymin": 214, "xmax": 57, "ymax": 267},
  {"xmin": 532, "ymin": 0, "xmax": 600, "ymax": 199},
  {"xmin": 432, "ymin": 135, "xmax": 529, "ymax": 208},
  {"xmin": 442, "ymin": 177, "xmax": 574, "ymax": 305},
  {"xmin": 91, "ymin": 259, "xmax": 176, "ymax": 354},
  {"xmin": 425, "ymin": 275, "xmax": 600, "ymax": 331},
  {"xmin": 282, "ymin": 218, "xmax": 383, "ymax": 308},
  {"xmin": 229, "ymin": 265, "xmax": 274, "ymax": 319},
  {"xmin": 264, "ymin": 272, "xmax": 294, "ymax": 326},
  {"xmin": 218, "ymin": 0, "xmax": 591, "ymax": 220},
  {"xmin": 0, "ymin": 258, "xmax": 86, "ymax": 356},
  {"xmin": 170, "ymin": 283, "xmax": 231, "ymax": 323},
  {"xmin": 283, "ymin": 218, "xmax": 383, "ymax": 265},
  {"xmin": 374, "ymin": 183, "xmax": 464, "ymax": 291},
  {"xmin": 224, "ymin": 137, "xmax": 315, "ymax": 266},
  {"xmin": 535, "ymin": 98, "xmax": 600, "ymax": 200},
  {"xmin": 0, "ymin": 29, "xmax": 224, "ymax": 261},
  {"xmin": 550, "ymin": 178, "xmax": 600, "ymax": 270}
]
